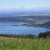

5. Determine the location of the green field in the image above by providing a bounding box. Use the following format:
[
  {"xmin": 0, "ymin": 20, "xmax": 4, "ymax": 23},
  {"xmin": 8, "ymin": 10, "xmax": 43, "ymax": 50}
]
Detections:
[{"xmin": 0, "ymin": 37, "xmax": 50, "ymax": 50}]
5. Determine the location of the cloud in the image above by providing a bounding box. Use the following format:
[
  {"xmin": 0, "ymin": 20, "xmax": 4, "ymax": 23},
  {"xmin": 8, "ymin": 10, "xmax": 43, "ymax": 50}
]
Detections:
[{"xmin": 0, "ymin": 4, "xmax": 50, "ymax": 10}]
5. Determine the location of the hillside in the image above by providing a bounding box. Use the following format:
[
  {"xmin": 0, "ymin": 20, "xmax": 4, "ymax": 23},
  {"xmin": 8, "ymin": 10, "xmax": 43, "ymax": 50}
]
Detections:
[
  {"xmin": 39, "ymin": 21, "xmax": 50, "ymax": 27},
  {"xmin": 0, "ymin": 10, "xmax": 50, "ymax": 27}
]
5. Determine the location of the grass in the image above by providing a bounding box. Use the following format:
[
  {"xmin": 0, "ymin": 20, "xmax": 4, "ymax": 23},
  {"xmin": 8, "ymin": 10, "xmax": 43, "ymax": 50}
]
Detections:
[{"xmin": 0, "ymin": 37, "xmax": 50, "ymax": 50}]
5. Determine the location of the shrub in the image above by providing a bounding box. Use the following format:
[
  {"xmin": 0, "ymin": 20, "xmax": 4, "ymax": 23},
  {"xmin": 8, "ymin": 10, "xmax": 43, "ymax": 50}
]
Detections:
[{"xmin": 38, "ymin": 31, "xmax": 50, "ymax": 38}]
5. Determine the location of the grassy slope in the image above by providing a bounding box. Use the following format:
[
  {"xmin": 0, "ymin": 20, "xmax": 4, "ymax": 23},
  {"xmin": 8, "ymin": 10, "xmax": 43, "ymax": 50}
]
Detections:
[{"xmin": 0, "ymin": 37, "xmax": 50, "ymax": 50}]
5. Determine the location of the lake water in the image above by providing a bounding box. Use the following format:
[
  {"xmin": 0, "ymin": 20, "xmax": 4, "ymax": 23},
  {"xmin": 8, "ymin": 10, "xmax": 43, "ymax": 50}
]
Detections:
[{"xmin": 0, "ymin": 22, "xmax": 50, "ymax": 35}]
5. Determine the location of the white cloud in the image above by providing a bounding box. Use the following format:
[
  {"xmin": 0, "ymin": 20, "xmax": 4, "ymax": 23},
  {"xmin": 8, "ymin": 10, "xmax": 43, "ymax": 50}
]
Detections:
[
  {"xmin": 0, "ymin": 4, "xmax": 50, "ymax": 10},
  {"xmin": 19, "ymin": 4, "xmax": 50, "ymax": 10}
]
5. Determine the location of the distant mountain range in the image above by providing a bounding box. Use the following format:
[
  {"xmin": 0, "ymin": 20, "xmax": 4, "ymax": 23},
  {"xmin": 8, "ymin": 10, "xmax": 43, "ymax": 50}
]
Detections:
[
  {"xmin": 0, "ymin": 9, "xmax": 50, "ymax": 17},
  {"xmin": 39, "ymin": 21, "xmax": 50, "ymax": 27},
  {"xmin": 0, "ymin": 9, "xmax": 50, "ymax": 27}
]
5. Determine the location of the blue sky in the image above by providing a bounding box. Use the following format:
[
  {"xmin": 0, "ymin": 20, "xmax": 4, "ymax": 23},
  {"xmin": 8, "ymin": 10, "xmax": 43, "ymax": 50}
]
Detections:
[{"xmin": 0, "ymin": 0, "xmax": 50, "ymax": 10}]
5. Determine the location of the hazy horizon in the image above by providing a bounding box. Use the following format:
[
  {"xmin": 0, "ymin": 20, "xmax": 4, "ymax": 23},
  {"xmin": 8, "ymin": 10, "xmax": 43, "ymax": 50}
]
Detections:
[{"xmin": 0, "ymin": 0, "xmax": 50, "ymax": 10}]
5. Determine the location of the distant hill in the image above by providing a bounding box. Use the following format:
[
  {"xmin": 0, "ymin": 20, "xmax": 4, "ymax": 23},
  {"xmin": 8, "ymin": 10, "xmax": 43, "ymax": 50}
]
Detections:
[
  {"xmin": 0, "ymin": 9, "xmax": 50, "ymax": 27},
  {"xmin": 43, "ymin": 21, "xmax": 50, "ymax": 26},
  {"xmin": 0, "ymin": 9, "xmax": 50, "ymax": 16},
  {"xmin": 39, "ymin": 21, "xmax": 50, "ymax": 27},
  {"xmin": 0, "ymin": 16, "xmax": 50, "ymax": 22},
  {"xmin": 0, "ymin": 9, "xmax": 50, "ymax": 21}
]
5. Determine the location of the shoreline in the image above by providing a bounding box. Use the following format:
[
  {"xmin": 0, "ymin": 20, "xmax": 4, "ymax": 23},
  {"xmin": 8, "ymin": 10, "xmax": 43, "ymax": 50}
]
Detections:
[{"xmin": 0, "ymin": 24, "xmax": 50, "ymax": 28}]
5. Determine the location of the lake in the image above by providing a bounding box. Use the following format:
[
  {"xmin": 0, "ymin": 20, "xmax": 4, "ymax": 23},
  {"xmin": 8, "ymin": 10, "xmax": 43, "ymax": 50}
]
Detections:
[{"xmin": 0, "ymin": 21, "xmax": 50, "ymax": 35}]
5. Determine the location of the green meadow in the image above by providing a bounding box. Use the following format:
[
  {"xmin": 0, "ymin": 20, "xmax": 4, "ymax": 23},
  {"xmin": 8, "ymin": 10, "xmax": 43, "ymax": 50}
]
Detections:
[{"xmin": 0, "ymin": 37, "xmax": 50, "ymax": 50}]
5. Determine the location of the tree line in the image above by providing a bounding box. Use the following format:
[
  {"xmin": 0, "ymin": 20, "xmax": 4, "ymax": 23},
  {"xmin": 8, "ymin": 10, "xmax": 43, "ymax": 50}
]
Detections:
[{"xmin": 0, "ymin": 31, "xmax": 50, "ymax": 39}]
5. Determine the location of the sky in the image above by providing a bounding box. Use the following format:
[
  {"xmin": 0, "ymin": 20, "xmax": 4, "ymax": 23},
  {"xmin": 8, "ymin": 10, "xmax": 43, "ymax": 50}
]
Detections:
[{"xmin": 0, "ymin": 0, "xmax": 50, "ymax": 10}]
